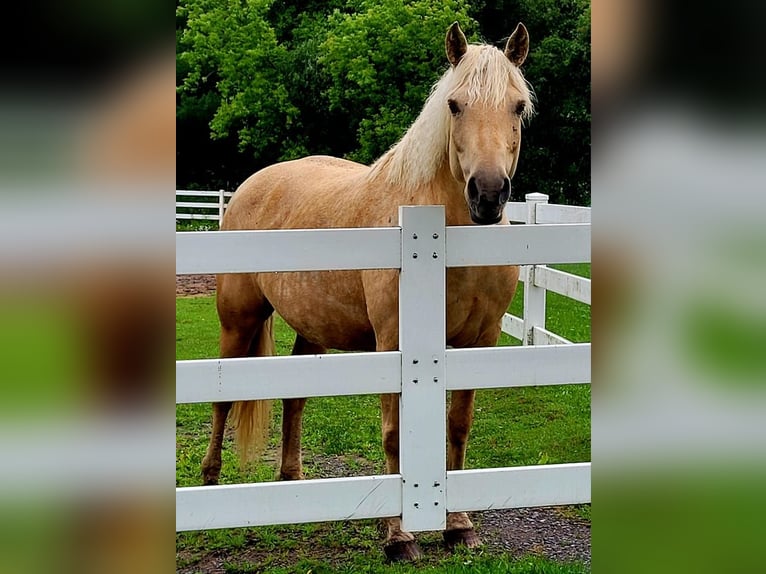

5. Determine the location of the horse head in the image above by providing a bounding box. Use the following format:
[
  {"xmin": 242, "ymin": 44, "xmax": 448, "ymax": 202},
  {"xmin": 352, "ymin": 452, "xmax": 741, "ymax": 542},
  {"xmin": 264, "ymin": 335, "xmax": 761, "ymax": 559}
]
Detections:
[{"xmin": 444, "ymin": 22, "xmax": 532, "ymax": 225}]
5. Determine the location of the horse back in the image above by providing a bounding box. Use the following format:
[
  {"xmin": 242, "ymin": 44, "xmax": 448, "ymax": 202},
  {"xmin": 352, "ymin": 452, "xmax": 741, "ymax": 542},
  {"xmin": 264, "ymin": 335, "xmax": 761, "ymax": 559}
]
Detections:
[{"xmin": 222, "ymin": 156, "xmax": 370, "ymax": 232}]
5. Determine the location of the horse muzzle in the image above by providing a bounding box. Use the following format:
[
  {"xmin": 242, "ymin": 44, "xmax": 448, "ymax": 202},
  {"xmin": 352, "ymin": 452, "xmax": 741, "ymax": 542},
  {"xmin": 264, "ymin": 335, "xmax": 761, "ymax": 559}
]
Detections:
[{"xmin": 467, "ymin": 175, "xmax": 511, "ymax": 225}]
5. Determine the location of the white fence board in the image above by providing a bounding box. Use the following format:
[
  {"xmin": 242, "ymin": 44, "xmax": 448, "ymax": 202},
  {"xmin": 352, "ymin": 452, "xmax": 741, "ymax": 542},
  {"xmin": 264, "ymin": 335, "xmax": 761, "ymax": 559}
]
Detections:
[
  {"xmin": 447, "ymin": 463, "xmax": 591, "ymax": 512},
  {"xmin": 533, "ymin": 326, "xmax": 573, "ymax": 346},
  {"xmin": 177, "ymin": 190, "xmax": 234, "ymax": 198},
  {"xmin": 501, "ymin": 313, "xmax": 524, "ymax": 340},
  {"xmin": 177, "ymin": 475, "xmax": 401, "ymax": 531},
  {"xmin": 176, "ymin": 201, "xmax": 221, "ymax": 209},
  {"xmin": 398, "ymin": 206, "xmax": 447, "ymax": 531},
  {"xmin": 534, "ymin": 266, "xmax": 591, "ymax": 304},
  {"xmin": 504, "ymin": 202, "xmax": 527, "ymax": 222},
  {"xmin": 446, "ymin": 224, "xmax": 590, "ymax": 267},
  {"xmin": 445, "ymin": 344, "xmax": 590, "ymax": 389},
  {"xmin": 176, "ymin": 213, "xmax": 220, "ymax": 221},
  {"xmin": 176, "ymin": 352, "xmax": 401, "ymax": 403},
  {"xmin": 523, "ymin": 264, "xmax": 547, "ymax": 346},
  {"xmin": 176, "ymin": 190, "xmax": 234, "ymax": 223},
  {"xmin": 536, "ymin": 204, "xmax": 591, "ymax": 224},
  {"xmin": 177, "ymin": 228, "xmax": 401, "ymax": 274}
]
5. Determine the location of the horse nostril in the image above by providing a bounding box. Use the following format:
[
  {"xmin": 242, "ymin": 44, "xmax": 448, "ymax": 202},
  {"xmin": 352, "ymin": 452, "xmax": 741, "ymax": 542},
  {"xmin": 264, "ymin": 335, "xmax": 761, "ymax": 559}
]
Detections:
[
  {"xmin": 500, "ymin": 177, "xmax": 511, "ymax": 203},
  {"xmin": 467, "ymin": 177, "xmax": 479, "ymax": 201}
]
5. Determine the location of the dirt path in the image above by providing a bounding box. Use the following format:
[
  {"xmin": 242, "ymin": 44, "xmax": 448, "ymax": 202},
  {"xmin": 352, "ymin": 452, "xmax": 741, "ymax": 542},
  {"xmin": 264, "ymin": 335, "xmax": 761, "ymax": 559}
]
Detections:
[{"xmin": 176, "ymin": 274, "xmax": 216, "ymax": 297}]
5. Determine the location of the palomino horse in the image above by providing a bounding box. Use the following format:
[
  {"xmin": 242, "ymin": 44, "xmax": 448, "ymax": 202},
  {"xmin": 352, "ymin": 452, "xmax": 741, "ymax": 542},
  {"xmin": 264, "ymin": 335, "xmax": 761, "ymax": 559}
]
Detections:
[{"xmin": 201, "ymin": 21, "xmax": 533, "ymax": 561}]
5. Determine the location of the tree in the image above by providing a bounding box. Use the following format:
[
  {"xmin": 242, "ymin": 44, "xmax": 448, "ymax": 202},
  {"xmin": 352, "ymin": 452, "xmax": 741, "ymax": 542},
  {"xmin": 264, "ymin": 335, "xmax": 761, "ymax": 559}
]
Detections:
[
  {"xmin": 319, "ymin": 0, "xmax": 476, "ymax": 163},
  {"xmin": 177, "ymin": 0, "xmax": 297, "ymax": 178},
  {"xmin": 176, "ymin": 0, "xmax": 591, "ymax": 206}
]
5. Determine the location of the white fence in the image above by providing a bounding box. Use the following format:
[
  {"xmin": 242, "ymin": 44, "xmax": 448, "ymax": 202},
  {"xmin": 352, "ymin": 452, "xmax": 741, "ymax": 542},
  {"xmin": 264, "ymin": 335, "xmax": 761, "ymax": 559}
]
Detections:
[
  {"xmin": 176, "ymin": 193, "xmax": 591, "ymax": 532},
  {"xmin": 176, "ymin": 189, "xmax": 234, "ymax": 223}
]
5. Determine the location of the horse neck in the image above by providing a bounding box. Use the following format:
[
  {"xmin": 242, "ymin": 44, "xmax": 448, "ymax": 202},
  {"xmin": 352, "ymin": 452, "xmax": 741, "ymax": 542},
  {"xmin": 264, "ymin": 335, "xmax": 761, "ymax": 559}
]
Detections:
[
  {"xmin": 424, "ymin": 161, "xmax": 475, "ymax": 227},
  {"xmin": 367, "ymin": 150, "xmax": 474, "ymax": 227}
]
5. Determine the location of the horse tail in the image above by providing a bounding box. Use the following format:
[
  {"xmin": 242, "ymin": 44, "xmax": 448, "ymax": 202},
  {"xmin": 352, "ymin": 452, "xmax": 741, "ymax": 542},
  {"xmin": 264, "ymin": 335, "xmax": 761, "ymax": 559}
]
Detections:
[{"xmin": 230, "ymin": 316, "xmax": 275, "ymax": 466}]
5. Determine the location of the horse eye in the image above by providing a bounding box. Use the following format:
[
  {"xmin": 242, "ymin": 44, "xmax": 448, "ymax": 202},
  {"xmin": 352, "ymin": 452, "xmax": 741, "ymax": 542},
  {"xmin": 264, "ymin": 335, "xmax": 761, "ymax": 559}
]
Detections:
[
  {"xmin": 515, "ymin": 101, "xmax": 526, "ymax": 116},
  {"xmin": 448, "ymin": 99, "xmax": 461, "ymax": 116}
]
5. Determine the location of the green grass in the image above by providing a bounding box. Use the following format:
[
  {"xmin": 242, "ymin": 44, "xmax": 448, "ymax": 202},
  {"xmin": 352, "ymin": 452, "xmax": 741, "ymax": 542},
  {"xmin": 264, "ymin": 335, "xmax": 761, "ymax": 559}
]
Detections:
[
  {"xmin": 176, "ymin": 265, "xmax": 590, "ymax": 572},
  {"xmin": 212, "ymin": 553, "xmax": 590, "ymax": 574},
  {"xmin": 176, "ymin": 218, "xmax": 219, "ymax": 232}
]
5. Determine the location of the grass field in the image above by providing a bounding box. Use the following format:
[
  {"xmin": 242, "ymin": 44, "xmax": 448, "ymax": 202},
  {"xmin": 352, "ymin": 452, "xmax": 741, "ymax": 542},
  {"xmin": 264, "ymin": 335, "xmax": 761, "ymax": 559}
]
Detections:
[{"xmin": 176, "ymin": 264, "xmax": 591, "ymax": 573}]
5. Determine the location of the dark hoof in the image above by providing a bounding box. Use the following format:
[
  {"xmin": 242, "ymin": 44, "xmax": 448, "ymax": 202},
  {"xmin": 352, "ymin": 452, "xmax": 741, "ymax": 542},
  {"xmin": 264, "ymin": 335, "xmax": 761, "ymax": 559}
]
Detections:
[
  {"xmin": 279, "ymin": 472, "xmax": 304, "ymax": 481},
  {"xmin": 443, "ymin": 528, "xmax": 482, "ymax": 550},
  {"xmin": 384, "ymin": 540, "xmax": 424, "ymax": 563},
  {"xmin": 201, "ymin": 458, "xmax": 221, "ymax": 486}
]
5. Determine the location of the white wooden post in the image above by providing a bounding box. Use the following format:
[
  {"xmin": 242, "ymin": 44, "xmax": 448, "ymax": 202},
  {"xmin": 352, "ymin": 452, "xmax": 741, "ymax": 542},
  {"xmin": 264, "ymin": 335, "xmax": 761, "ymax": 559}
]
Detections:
[
  {"xmin": 398, "ymin": 206, "xmax": 447, "ymax": 532},
  {"xmin": 523, "ymin": 193, "xmax": 549, "ymax": 345},
  {"xmin": 218, "ymin": 189, "xmax": 226, "ymax": 225}
]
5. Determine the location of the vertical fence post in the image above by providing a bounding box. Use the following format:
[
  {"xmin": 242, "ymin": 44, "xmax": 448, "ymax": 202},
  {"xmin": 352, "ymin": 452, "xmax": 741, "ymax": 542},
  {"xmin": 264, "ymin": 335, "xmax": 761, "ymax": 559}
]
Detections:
[
  {"xmin": 523, "ymin": 193, "xmax": 549, "ymax": 345},
  {"xmin": 398, "ymin": 206, "xmax": 447, "ymax": 532}
]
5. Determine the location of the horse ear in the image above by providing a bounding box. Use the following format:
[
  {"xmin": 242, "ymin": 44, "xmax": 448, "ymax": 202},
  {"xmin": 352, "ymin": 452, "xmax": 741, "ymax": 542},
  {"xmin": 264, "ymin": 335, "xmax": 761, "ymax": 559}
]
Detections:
[
  {"xmin": 446, "ymin": 21, "xmax": 468, "ymax": 67},
  {"xmin": 504, "ymin": 22, "xmax": 529, "ymax": 66}
]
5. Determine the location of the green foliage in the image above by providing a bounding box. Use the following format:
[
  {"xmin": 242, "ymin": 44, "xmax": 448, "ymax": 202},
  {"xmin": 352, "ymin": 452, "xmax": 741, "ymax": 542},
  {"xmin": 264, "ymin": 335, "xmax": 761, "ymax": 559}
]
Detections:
[
  {"xmin": 319, "ymin": 0, "xmax": 475, "ymax": 163},
  {"xmin": 177, "ymin": 0, "xmax": 297, "ymax": 158},
  {"xmin": 176, "ymin": 0, "xmax": 590, "ymax": 202}
]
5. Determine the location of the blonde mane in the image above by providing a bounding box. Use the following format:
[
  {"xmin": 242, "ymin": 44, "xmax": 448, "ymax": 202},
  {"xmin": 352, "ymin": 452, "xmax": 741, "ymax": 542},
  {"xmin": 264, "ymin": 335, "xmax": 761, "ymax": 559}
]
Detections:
[{"xmin": 367, "ymin": 44, "xmax": 534, "ymax": 189}]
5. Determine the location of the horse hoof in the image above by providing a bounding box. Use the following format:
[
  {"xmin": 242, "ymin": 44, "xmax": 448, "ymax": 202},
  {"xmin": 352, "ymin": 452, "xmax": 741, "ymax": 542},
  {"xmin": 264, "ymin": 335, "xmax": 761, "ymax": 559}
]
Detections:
[
  {"xmin": 443, "ymin": 528, "xmax": 482, "ymax": 550},
  {"xmin": 201, "ymin": 466, "xmax": 220, "ymax": 486},
  {"xmin": 279, "ymin": 471, "xmax": 304, "ymax": 481},
  {"xmin": 384, "ymin": 540, "xmax": 424, "ymax": 562}
]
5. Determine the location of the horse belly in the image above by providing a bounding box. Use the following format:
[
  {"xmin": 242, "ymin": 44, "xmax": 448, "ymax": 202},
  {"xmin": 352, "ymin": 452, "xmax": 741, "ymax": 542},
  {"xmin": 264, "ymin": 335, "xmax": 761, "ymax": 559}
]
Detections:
[
  {"xmin": 445, "ymin": 266, "xmax": 519, "ymax": 347},
  {"xmin": 257, "ymin": 270, "xmax": 375, "ymax": 351}
]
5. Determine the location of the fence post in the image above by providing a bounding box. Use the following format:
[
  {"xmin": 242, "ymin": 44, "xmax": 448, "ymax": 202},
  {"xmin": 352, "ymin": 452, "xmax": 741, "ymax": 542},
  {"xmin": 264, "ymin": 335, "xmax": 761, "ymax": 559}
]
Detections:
[
  {"xmin": 398, "ymin": 206, "xmax": 447, "ymax": 532},
  {"xmin": 523, "ymin": 193, "xmax": 549, "ymax": 345}
]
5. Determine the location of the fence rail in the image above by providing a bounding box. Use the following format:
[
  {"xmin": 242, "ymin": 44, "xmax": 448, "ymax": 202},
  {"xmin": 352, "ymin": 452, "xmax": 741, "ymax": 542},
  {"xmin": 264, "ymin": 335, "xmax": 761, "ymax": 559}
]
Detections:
[
  {"xmin": 176, "ymin": 193, "xmax": 591, "ymax": 533},
  {"xmin": 176, "ymin": 189, "xmax": 234, "ymax": 223}
]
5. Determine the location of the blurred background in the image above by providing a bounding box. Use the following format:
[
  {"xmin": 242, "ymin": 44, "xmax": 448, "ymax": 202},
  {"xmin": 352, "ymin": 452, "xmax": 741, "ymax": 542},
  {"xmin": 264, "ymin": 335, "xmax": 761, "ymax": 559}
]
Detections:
[
  {"xmin": 0, "ymin": 0, "xmax": 764, "ymax": 572},
  {"xmin": 592, "ymin": 0, "xmax": 766, "ymax": 572},
  {"xmin": 0, "ymin": 1, "xmax": 173, "ymax": 573}
]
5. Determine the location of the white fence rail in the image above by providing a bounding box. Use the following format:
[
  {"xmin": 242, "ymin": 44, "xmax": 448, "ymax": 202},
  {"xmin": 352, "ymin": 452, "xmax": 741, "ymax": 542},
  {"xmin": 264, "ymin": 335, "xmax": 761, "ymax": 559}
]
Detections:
[
  {"xmin": 176, "ymin": 189, "xmax": 234, "ymax": 223},
  {"xmin": 176, "ymin": 193, "xmax": 590, "ymax": 532},
  {"xmin": 508, "ymin": 193, "xmax": 591, "ymax": 346}
]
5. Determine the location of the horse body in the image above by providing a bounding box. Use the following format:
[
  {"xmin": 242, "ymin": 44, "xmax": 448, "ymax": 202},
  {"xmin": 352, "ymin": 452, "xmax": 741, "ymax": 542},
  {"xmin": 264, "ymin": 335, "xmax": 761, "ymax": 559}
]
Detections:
[
  {"xmin": 202, "ymin": 21, "xmax": 533, "ymax": 562},
  {"xmin": 220, "ymin": 154, "xmax": 518, "ymax": 352}
]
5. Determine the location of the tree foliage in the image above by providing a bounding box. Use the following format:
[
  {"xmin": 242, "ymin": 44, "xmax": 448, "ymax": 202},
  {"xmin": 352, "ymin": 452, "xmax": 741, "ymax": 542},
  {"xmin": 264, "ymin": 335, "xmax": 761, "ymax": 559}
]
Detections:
[
  {"xmin": 319, "ymin": 0, "xmax": 476, "ymax": 163},
  {"xmin": 177, "ymin": 0, "xmax": 590, "ymax": 204}
]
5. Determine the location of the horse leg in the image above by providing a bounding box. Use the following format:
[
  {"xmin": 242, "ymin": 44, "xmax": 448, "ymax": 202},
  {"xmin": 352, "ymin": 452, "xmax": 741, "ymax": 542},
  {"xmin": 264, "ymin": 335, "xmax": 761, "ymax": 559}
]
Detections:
[
  {"xmin": 279, "ymin": 335, "xmax": 325, "ymax": 481},
  {"xmin": 443, "ymin": 389, "xmax": 482, "ymax": 548},
  {"xmin": 201, "ymin": 274, "xmax": 273, "ymax": 485},
  {"xmin": 380, "ymin": 393, "xmax": 424, "ymax": 562},
  {"xmin": 200, "ymin": 324, "xmax": 254, "ymax": 485}
]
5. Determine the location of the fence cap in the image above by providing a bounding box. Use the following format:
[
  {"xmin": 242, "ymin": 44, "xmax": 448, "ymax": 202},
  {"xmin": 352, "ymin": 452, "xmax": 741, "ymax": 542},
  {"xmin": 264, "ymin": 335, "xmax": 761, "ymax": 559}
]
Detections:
[{"xmin": 525, "ymin": 192, "xmax": 549, "ymax": 202}]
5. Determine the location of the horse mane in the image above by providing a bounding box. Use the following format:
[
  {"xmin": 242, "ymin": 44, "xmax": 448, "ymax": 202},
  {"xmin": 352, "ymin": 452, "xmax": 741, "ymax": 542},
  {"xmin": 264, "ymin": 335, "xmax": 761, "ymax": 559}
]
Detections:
[{"xmin": 367, "ymin": 44, "xmax": 534, "ymax": 189}]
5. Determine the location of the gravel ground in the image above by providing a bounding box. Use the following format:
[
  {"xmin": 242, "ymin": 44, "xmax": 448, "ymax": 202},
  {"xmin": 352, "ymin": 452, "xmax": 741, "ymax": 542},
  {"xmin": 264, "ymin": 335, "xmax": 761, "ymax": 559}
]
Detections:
[
  {"xmin": 177, "ymin": 452, "xmax": 590, "ymax": 572},
  {"xmin": 306, "ymin": 453, "xmax": 591, "ymax": 567},
  {"xmin": 177, "ymin": 274, "xmax": 217, "ymax": 297},
  {"xmin": 176, "ymin": 275, "xmax": 591, "ymax": 569}
]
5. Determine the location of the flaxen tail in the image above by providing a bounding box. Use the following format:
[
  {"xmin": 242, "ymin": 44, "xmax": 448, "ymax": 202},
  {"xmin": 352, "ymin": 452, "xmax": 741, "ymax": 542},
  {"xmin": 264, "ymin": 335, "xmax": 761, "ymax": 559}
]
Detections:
[{"xmin": 229, "ymin": 316, "xmax": 274, "ymax": 466}]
